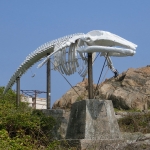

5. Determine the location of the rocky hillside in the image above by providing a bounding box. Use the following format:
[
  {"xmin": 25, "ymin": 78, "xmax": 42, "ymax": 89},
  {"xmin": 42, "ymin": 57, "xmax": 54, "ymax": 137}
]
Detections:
[{"xmin": 53, "ymin": 66, "xmax": 150, "ymax": 111}]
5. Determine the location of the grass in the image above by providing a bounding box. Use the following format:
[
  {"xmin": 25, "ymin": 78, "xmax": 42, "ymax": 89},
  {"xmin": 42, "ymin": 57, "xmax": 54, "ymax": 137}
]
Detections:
[{"xmin": 118, "ymin": 112, "xmax": 150, "ymax": 133}]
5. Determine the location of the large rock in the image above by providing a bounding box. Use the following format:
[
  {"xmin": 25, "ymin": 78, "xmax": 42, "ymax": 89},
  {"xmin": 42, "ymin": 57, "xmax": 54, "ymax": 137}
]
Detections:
[
  {"xmin": 53, "ymin": 79, "xmax": 93, "ymax": 109},
  {"xmin": 98, "ymin": 66, "xmax": 150, "ymax": 110},
  {"xmin": 53, "ymin": 66, "xmax": 150, "ymax": 111}
]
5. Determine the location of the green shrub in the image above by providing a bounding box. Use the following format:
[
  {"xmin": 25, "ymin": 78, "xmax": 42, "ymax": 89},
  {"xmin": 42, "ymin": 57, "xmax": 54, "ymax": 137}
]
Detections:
[{"xmin": 0, "ymin": 87, "xmax": 56, "ymax": 149}]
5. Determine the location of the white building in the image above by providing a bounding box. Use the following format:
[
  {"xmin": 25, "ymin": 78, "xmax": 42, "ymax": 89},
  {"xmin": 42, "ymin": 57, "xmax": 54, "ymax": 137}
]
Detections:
[{"xmin": 21, "ymin": 95, "xmax": 46, "ymax": 109}]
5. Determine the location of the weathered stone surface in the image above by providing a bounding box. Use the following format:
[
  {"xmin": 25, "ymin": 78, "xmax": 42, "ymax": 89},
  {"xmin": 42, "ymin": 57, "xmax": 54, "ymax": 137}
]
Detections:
[
  {"xmin": 66, "ymin": 99, "xmax": 121, "ymax": 140},
  {"xmin": 60, "ymin": 139, "xmax": 124, "ymax": 150},
  {"xmin": 42, "ymin": 109, "xmax": 70, "ymax": 139},
  {"xmin": 121, "ymin": 132, "xmax": 144, "ymax": 141},
  {"xmin": 60, "ymin": 138, "xmax": 150, "ymax": 150},
  {"xmin": 99, "ymin": 67, "xmax": 150, "ymax": 111},
  {"xmin": 53, "ymin": 66, "xmax": 150, "ymax": 111}
]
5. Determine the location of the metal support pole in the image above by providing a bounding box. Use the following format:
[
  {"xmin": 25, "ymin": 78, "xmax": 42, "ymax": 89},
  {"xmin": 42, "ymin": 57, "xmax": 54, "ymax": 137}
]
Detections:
[
  {"xmin": 32, "ymin": 90, "xmax": 37, "ymax": 109},
  {"xmin": 16, "ymin": 77, "xmax": 20, "ymax": 107},
  {"xmin": 46, "ymin": 53, "xmax": 51, "ymax": 109},
  {"xmin": 88, "ymin": 53, "xmax": 93, "ymax": 99}
]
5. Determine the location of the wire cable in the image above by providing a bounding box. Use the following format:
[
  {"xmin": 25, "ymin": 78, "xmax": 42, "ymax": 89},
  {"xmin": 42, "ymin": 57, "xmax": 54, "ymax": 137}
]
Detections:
[
  {"xmin": 93, "ymin": 52, "xmax": 100, "ymax": 64},
  {"xmin": 49, "ymin": 59, "xmax": 83, "ymax": 100}
]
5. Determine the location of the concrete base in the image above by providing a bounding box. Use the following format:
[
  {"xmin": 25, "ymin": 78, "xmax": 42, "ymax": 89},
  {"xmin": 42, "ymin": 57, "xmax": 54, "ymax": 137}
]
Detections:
[
  {"xmin": 42, "ymin": 99, "xmax": 121, "ymax": 143},
  {"xmin": 42, "ymin": 109, "xmax": 70, "ymax": 139},
  {"xmin": 60, "ymin": 139, "xmax": 124, "ymax": 150},
  {"xmin": 66, "ymin": 99, "xmax": 121, "ymax": 140}
]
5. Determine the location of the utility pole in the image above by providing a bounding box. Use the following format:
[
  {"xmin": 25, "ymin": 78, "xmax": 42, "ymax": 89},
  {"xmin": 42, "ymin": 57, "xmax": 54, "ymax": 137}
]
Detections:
[
  {"xmin": 88, "ymin": 53, "xmax": 93, "ymax": 99},
  {"xmin": 16, "ymin": 77, "xmax": 20, "ymax": 107},
  {"xmin": 46, "ymin": 53, "xmax": 51, "ymax": 109},
  {"xmin": 32, "ymin": 90, "xmax": 37, "ymax": 109}
]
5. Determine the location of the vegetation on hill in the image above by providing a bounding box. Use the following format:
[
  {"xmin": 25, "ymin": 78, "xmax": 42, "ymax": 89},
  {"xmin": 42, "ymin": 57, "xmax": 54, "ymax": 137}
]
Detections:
[
  {"xmin": 118, "ymin": 112, "xmax": 150, "ymax": 134},
  {"xmin": 0, "ymin": 87, "xmax": 56, "ymax": 150}
]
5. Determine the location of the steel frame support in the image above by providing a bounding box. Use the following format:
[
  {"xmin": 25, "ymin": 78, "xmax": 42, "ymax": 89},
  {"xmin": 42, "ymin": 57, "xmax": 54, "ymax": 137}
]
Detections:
[
  {"xmin": 16, "ymin": 77, "xmax": 20, "ymax": 107},
  {"xmin": 88, "ymin": 53, "xmax": 93, "ymax": 99},
  {"xmin": 46, "ymin": 53, "xmax": 51, "ymax": 109}
]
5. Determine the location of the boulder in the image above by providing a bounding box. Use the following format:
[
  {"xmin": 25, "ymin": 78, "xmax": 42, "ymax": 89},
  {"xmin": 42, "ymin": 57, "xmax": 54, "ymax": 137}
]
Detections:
[{"xmin": 53, "ymin": 66, "xmax": 150, "ymax": 111}]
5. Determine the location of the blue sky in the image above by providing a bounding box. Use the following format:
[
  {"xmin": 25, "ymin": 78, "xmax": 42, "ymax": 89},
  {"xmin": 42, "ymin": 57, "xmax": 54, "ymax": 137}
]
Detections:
[{"xmin": 0, "ymin": 1, "xmax": 150, "ymax": 106}]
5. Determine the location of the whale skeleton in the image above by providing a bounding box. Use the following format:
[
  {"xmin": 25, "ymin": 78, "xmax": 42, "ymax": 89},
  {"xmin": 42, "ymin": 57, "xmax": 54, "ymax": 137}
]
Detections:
[
  {"xmin": 3, "ymin": 30, "xmax": 137, "ymax": 94},
  {"xmin": 38, "ymin": 30, "xmax": 137, "ymax": 77}
]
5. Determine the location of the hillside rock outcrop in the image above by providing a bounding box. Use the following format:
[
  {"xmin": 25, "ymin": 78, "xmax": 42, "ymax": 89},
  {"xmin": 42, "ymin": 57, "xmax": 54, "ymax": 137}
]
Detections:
[
  {"xmin": 53, "ymin": 66, "xmax": 150, "ymax": 111},
  {"xmin": 53, "ymin": 79, "xmax": 94, "ymax": 109}
]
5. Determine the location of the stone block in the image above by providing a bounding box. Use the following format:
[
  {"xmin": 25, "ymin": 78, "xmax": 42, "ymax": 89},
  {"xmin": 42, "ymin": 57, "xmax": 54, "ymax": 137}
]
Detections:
[
  {"xmin": 66, "ymin": 99, "xmax": 121, "ymax": 140},
  {"xmin": 60, "ymin": 139, "xmax": 125, "ymax": 150},
  {"xmin": 42, "ymin": 109, "xmax": 70, "ymax": 139}
]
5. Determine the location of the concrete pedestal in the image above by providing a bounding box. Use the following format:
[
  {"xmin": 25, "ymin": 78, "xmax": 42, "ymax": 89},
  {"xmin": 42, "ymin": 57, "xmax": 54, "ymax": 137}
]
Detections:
[
  {"xmin": 60, "ymin": 139, "xmax": 125, "ymax": 150},
  {"xmin": 42, "ymin": 100, "xmax": 123, "ymax": 149},
  {"xmin": 66, "ymin": 99, "xmax": 121, "ymax": 140}
]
